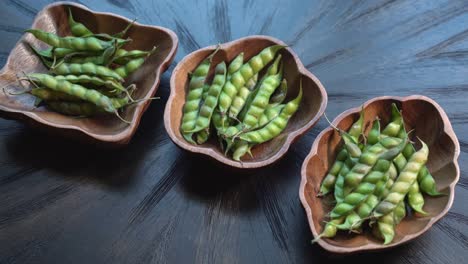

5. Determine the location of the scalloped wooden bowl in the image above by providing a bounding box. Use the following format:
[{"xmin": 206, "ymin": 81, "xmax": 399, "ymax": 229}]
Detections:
[
  {"xmin": 300, "ymin": 95, "xmax": 460, "ymax": 253},
  {"xmin": 0, "ymin": 2, "xmax": 178, "ymax": 145},
  {"xmin": 164, "ymin": 35, "xmax": 327, "ymax": 169}
]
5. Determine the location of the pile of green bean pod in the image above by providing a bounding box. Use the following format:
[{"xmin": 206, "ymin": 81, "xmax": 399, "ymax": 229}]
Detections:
[
  {"xmin": 180, "ymin": 45, "xmax": 302, "ymax": 161},
  {"xmin": 315, "ymin": 103, "xmax": 442, "ymax": 245},
  {"xmin": 15, "ymin": 9, "xmax": 157, "ymax": 122}
]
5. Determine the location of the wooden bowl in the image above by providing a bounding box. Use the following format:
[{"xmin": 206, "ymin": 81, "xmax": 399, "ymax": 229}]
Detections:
[
  {"xmin": 0, "ymin": 2, "xmax": 178, "ymax": 146},
  {"xmin": 164, "ymin": 35, "xmax": 327, "ymax": 168},
  {"xmin": 299, "ymin": 95, "xmax": 460, "ymax": 253}
]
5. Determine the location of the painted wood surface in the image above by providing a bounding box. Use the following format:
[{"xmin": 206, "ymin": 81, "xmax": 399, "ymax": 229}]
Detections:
[{"xmin": 0, "ymin": 0, "xmax": 467, "ymax": 263}]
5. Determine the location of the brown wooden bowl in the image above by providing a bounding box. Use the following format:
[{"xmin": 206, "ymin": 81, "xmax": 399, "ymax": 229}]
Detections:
[
  {"xmin": 0, "ymin": 2, "xmax": 178, "ymax": 146},
  {"xmin": 164, "ymin": 35, "xmax": 328, "ymax": 168},
  {"xmin": 299, "ymin": 95, "xmax": 460, "ymax": 253}
]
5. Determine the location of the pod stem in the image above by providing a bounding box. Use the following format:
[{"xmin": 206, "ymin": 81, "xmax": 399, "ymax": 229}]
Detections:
[{"xmin": 114, "ymin": 110, "xmax": 131, "ymax": 124}]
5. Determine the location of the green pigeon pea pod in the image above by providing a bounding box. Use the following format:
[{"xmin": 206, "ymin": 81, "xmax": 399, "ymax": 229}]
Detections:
[
  {"xmin": 375, "ymin": 211, "xmax": 396, "ymax": 245},
  {"xmin": 67, "ymin": 40, "xmax": 119, "ymax": 66},
  {"xmin": 53, "ymin": 75, "xmax": 126, "ymax": 92},
  {"xmin": 256, "ymin": 104, "xmax": 285, "ymax": 129},
  {"xmin": 30, "ymin": 87, "xmax": 81, "ymax": 102},
  {"xmin": 68, "ymin": 8, "xmax": 93, "ymax": 37},
  {"xmin": 46, "ymin": 101, "xmax": 99, "ymax": 116},
  {"xmin": 24, "ymin": 73, "xmax": 116, "ymax": 113},
  {"xmin": 344, "ymin": 134, "xmax": 407, "ymax": 189},
  {"xmin": 241, "ymin": 73, "xmax": 282, "ymax": 129},
  {"xmin": 180, "ymin": 49, "xmax": 218, "ymax": 143},
  {"xmin": 330, "ymin": 159, "xmax": 391, "ymax": 219},
  {"xmin": 112, "ymin": 48, "xmax": 156, "ymax": 65},
  {"xmin": 381, "ymin": 103, "xmax": 404, "ymax": 137},
  {"xmin": 232, "ymin": 140, "xmax": 255, "ymax": 161},
  {"xmin": 201, "ymin": 84, "xmax": 211, "ymax": 101},
  {"xmin": 407, "ymin": 181, "xmax": 427, "ymax": 215},
  {"xmin": 319, "ymin": 109, "xmax": 364, "ymax": 197},
  {"xmin": 51, "ymin": 62, "xmax": 124, "ymax": 82},
  {"xmin": 239, "ymin": 85, "xmax": 302, "ymax": 144},
  {"xmin": 373, "ymin": 140, "xmax": 429, "ymax": 218},
  {"xmin": 312, "ymin": 217, "xmax": 345, "ymax": 243},
  {"xmin": 217, "ymin": 45, "xmax": 284, "ymax": 118},
  {"xmin": 188, "ymin": 61, "xmax": 227, "ymax": 134},
  {"xmin": 400, "ymin": 137, "xmax": 441, "ymax": 196},
  {"xmin": 319, "ymin": 148, "xmax": 348, "ymax": 196},
  {"xmin": 195, "ymin": 130, "xmax": 210, "ymax": 144},
  {"xmin": 28, "ymin": 45, "xmax": 76, "ymax": 59},
  {"xmin": 227, "ymin": 53, "xmax": 244, "ymax": 80},
  {"xmin": 228, "ymin": 73, "xmax": 258, "ymax": 119},
  {"xmin": 366, "ymin": 118, "xmax": 381, "ymax": 147},
  {"xmin": 25, "ymin": 29, "xmax": 129, "ymax": 51},
  {"xmin": 114, "ymin": 46, "xmax": 157, "ymax": 78},
  {"xmin": 335, "ymin": 211, "xmax": 363, "ymax": 231},
  {"xmin": 394, "ymin": 200, "xmax": 407, "ymax": 224},
  {"xmin": 269, "ymin": 78, "xmax": 287, "ymax": 107}
]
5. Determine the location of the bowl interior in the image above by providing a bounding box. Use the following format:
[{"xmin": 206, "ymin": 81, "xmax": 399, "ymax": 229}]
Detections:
[
  {"xmin": 0, "ymin": 3, "xmax": 176, "ymax": 143},
  {"xmin": 301, "ymin": 97, "xmax": 458, "ymax": 251},
  {"xmin": 168, "ymin": 37, "xmax": 325, "ymax": 166}
]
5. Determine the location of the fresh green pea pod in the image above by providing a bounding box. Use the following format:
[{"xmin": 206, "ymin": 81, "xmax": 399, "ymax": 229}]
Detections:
[
  {"xmin": 373, "ymin": 140, "xmax": 429, "ymax": 218},
  {"xmin": 239, "ymin": 85, "xmax": 302, "ymax": 144},
  {"xmin": 375, "ymin": 211, "xmax": 395, "ymax": 245},
  {"xmin": 46, "ymin": 101, "xmax": 99, "ymax": 116},
  {"xmin": 232, "ymin": 140, "xmax": 254, "ymax": 161},
  {"xmin": 30, "ymin": 87, "xmax": 81, "ymax": 102},
  {"xmin": 217, "ymin": 45, "xmax": 284, "ymax": 118},
  {"xmin": 227, "ymin": 53, "xmax": 244, "ymax": 80},
  {"xmin": 330, "ymin": 159, "xmax": 391, "ymax": 219},
  {"xmin": 180, "ymin": 48, "xmax": 218, "ymax": 143},
  {"xmin": 343, "ymin": 133, "xmax": 407, "ymax": 190},
  {"xmin": 53, "ymin": 75, "xmax": 126, "ymax": 93},
  {"xmin": 51, "ymin": 62, "xmax": 123, "ymax": 81},
  {"xmin": 112, "ymin": 48, "xmax": 156, "ymax": 65},
  {"xmin": 67, "ymin": 40, "xmax": 118, "ymax": 65},
  {"xmin": 228, "ymin": 74, "xmax": 258, "ymax": 120},
  {"xmin": 25, "ymin": 73, "xmax": 116, "ymax": 113},
  {"xmin": 269, "ymin": 78, "xmax": 287, "ymax": 107},
  {"xmin": 114, "ymin": 46, "xmax": 157, "ymax": 78},
  {"xmin": 394, "ymin": 200, "xmax": 407, "ymax": 224},
  {"xmin": 241, "ymin": 73, "xmax": 282, "ymax": 129},
  {"xmin": 188, "ymin": 61, "xmax": 227, "ymax": 134},
  {"xmin": 25, "ymin": 29, "xmax": 129, "ymax": 51},
  {"xmin": 312, "ymin": 217, "xmax": 345, "ymax": 243},
  {"xmin": 407, "ymin": 181, "xmax": 427, "ymax": 215},
  {"xmin": 335, "ymin": 211, "xmax": 362, "ymax": 231},
  {"xmin": 68, "ymin": 8, "xmax": 93, "ymax": 37},
  {"xmin": 319, "ymin": 148, "xmax": 348, "ymax": 196},
  {"xmin": 195, "ymin": 130, "xmax": 210, "ymax": 144},
  {"xmin": 366, "ymin": 118, "xmax": 381, "ymax": 146}
]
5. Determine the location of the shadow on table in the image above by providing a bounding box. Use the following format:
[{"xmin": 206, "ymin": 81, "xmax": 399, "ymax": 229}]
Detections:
[
  {"xmin": 3, "ymin": 95, "xmax": 167, "ymax": 190},
  {"xmin": 177, "ymin": 140, "xmax": 307, "ymax": 215}
]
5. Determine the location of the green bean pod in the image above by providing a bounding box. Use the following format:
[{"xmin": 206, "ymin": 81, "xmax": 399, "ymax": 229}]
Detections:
[
  {"xmin": 227, "ymin": 53, "xmax": 244, "ymax": 80},
  {"xmin": 343, "ymin": 134, "xmax": 407, "ymax": 190},
  {"xmin": 30, "ymin": 87, "xmax": 81, "ymax": 102},
  {"xmin": 330, "ymin": 159, "xmax": 391, "ymax": 219},
  {"xmin": 26, "ymin": 73, "xmax": 115, "ymax": 113},
  {"xmin": 241, "ymin": 73, "xmax": 282, "ymax": 129},
  {"xmin": 373, "ymin": 140, "xmax": 429, "ymax": 217},
  {"xmin": 319, "ymin": 149, "xmax": 348, "ymax": 196},
  {"xmin": 51, "ymin": 62, "xmax": 123, "ymax": 82},
  {"xmin": 53, "ymin": 75, "xmax": 126, "ymax": 92},
  {"xmin": 217, "ymin": 45, "xmax": 284, "ymax": 117},
  {"xmin": 312, "ymin": 217, "xmax": 345, "ymax": 242},
  {"xmin": 228, "ymin": 73, "xmax": 258, "ymax": 119},
  {"xmin": 401, "ymin": 141, "xmax": 441, "ymax": 196},
  {"xmin": 189, "ymin": 61, "xmax": 227, "ymax": 133},
  {"xmin": 112, "ymin": 48, "xmax": 155, "ymax": 65},
  {"xmin": 68, "ymin": 8, "xmax": 93, "ymax": 37},
  {"xmin": 239, "ymin": 86, "xmax": 302, "ymax": 144},
  {"xmin": 25, "ymin": 29, "xmax": 127, "ymax": 51},
  {"xmin": 269, "ymin": 78, "xmax": 288, "ymax": 107},
  {"xmin": 180, "ymin": 50, "xmax": 217, "ymax": 143},
  {"xmin": 46, "ymin": 101, "xmax": 99, "ymax": 116}
]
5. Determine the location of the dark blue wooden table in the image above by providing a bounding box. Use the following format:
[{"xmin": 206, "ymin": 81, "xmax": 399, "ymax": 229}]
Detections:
[{"xmin": 0, "ymin": 1, "xmax": 467, "ymax": 263}]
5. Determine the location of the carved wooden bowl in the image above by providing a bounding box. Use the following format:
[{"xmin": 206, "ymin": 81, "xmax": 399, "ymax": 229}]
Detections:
[
  {"xmin": 0, "ymin": 2, "xmax": 178, "ymax": 145},
  {"xmin": 164, "ymin": 35, "xmax": 328, "ymax": 168},
  {"xmin": 300, "ymin": 95, "xmax": 460, "ymax": 253}
]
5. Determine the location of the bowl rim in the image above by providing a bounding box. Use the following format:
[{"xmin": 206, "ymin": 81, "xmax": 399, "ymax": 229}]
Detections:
[
  {"xmin": 299, "ymin": 95, "xmax": 461, "ymax": 253},
  {"xmin": 0, "ymin": 1, "xmax": 179, "ymax": 144},
  {"xmin": 164, "ymin": 35, "xmax": 328, "ymax": 169}
]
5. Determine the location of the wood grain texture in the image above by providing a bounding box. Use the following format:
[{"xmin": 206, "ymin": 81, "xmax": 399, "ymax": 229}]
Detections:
[{"xmin": 0, "ymin": 0, "xmax": 467, "ymax": 263}]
